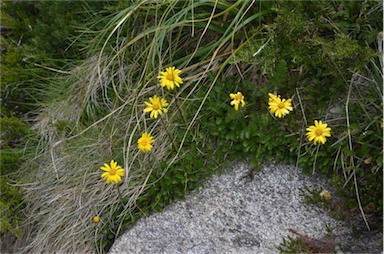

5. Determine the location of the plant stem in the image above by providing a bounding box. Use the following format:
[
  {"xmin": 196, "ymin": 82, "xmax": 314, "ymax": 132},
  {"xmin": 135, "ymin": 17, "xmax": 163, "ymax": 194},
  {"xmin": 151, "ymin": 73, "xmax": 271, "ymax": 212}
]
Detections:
[
  {"xmin": 312, "ymin": 144, "xmax": 320, "ymax": 175},
  {"xmin": 174, "ymin": 97, "xmax": 187, "ymax": 126},
  {"xmin": 174, "ymin": 96, "xmax": 198, "ymax": 143},
  {"xmin": 160, "ymin": 117, "xmax": 179, "ymax": 153},
  {"xmin": 116, "ymin": 185, "xmax": 125, "ymax": 208},
  {"xmin": 135, "ymin": 153, "xmax": 155, "ymax": 207}
]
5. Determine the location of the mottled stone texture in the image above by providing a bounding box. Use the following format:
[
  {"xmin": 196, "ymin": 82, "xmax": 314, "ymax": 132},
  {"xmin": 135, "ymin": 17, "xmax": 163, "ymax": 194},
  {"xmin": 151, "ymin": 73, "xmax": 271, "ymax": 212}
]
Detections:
[{"xmin": 109, "ymin": 163, "xmax": 340, "ymax": 254}]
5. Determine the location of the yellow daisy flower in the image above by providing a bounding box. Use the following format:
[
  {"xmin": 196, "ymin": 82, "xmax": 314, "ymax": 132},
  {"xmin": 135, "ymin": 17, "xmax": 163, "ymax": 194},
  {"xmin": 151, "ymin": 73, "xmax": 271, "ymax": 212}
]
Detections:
[
  {"xmin": 93, "ymin": 216, "xmax": 100, "ymax": 223},
  {"xmin": 138, "ymin": 132, "xmax": 154, "ymax": 152},
  {"xmin": 100, "ymin": 160, "xmax": 125, "ymax": 184},
  {"xmin": 306, "ymin": 120, "xmax": 331, "ymax": 145},
  {"xmin": 229, "ymin": 92, "xmax": 246, "ymax": 111},
  {"xmin": 157, "ymin": 66, "xmax": 183, "ymax": 90},
  {"xmin": 320, "ymin": 190, "xmax": 332, "ymax": 199},
  {"xmin": 268, "ymin": 93, "xmax": 293, "ymax": 118},
  {"xmin": 143, "ymin": 95, "xmax": 169, "ymax": 119}
]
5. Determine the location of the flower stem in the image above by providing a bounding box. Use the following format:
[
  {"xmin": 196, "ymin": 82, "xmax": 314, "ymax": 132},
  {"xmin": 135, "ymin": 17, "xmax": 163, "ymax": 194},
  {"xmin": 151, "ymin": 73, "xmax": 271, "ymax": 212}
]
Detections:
[
  {"xmin": 312, "ymin": 144, "xmax": 320, "ymax": 175},
  {"xmin": 174, "ymin": 97, "xmax": 187, "ymax": 126},
  {"xmin": 160, "ymin": 117, "xmax": 179, "ymax": 153},
  {"xmin": 135, "ymin": 153, "xmax": 155, "ymax": 206},
  {"xmin": 116, "ymin": 185, "xmax": 125, "ymax": 208},
  {"xmin": 174, "ymin": 97, "xmax": 198, "ymax": 143}
]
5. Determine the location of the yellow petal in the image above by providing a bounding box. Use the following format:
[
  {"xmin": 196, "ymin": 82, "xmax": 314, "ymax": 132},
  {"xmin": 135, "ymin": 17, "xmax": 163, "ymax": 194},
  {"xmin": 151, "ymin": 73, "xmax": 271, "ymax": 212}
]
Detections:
[
  {"xmin": 116, "ymin": 169, "xmax": 125, "ymax": 177},
  {"xmin": 101, "ymin": 164, "xmax": 110, "ymax": 171},
  {"xmin": 306, "ymin": 126, "xmax": 316, "ymax": 132}
]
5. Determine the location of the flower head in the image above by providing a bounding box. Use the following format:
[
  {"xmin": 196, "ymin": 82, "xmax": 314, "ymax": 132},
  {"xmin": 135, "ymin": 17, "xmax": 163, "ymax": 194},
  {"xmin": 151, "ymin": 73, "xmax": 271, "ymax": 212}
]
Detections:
[
  {"xmin": 320, "ymin": 190, "xmax": 332, "ymax": 199},
  {"xmin": 306, "ymin": 120, "xmax": 331, "ymax": 145},
  {"xmin": 229, "ymin": 92, "xmax": 246, "ymax": 111},
  {"xmin": 138, "ymin": 132, "xmax": 154, "ymax": 152},
  {"xmin": 268, "ymin": 93, "xmax": 293, "ymax": 118},
  {"xmin": 100, "ymin": 160, "xmax": 125, "ymax": 184},
  {"xmin": 157, "ymin": 66, "xmax": 183, "ymax": 90},
  {"xmin": 144, "ymin": 95, "xmax": 169, "ymax": 119},
  {"xmin": 93, "ymin": 216, "xmax": 100, "ymax": 223}
]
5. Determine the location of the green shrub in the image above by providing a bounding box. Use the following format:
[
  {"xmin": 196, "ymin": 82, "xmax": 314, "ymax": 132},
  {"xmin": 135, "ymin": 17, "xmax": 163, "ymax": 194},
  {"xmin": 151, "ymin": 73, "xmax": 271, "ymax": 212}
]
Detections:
[
  {"xmin": 0, "ymin": 178, "xmax": 25, "ymax": 236},
  {"xmin": 0, "ymin": 116, "xmax": 31, "ymax": 248}
]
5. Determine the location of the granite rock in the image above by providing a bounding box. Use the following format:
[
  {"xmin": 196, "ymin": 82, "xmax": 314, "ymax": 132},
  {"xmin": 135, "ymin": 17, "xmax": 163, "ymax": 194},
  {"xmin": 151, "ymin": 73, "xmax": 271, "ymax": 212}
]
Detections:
[{"xmin": 109, "ymin": 162, "xmax": 346, "ymax": 253}]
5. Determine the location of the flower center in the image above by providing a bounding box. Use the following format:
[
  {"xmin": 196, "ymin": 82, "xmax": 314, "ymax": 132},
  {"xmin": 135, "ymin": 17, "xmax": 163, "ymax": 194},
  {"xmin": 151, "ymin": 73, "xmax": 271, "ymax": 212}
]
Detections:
[
  {"xmin": 109, "ymin": 167, "xmax": 117, "ymax": 176},
  {"xmin": 140, "ymin": 140, "xmax": 148, "ymax": 146},
  {"xmin": 167, "ymin": 73, "xmax": 174, "ymax": 81},
  {"xmin": 152, "ymin": 104, "xmax": 160, "ymax": 110},
  {"xmin": 315, "ymin": 129, "xmax": 323, "ymax": 136},
  {"xmin": 235, "ymin": 94, "xmax": 243, "ymax": 100},
  {"xmin": 278, "ymin": 102, "xmax": 285, "ymax": 109}
]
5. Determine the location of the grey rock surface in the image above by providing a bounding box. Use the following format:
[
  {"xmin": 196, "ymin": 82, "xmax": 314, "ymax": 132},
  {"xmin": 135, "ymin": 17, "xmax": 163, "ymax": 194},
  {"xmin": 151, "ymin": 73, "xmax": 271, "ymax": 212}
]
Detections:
[{"xmin": 109, "ymin": 162, "xmax": 348, "ymax": 253}]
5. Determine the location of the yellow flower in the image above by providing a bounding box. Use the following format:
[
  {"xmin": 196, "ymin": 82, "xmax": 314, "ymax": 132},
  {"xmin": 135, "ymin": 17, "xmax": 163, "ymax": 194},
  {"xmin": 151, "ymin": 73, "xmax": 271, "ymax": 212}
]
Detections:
[
  {"xmin": 143, "ymin": 95, "xmax": 169, "ymax": 119},
  {"xmin": 320, "ymin": 190, "xmax": 332, "ymax": 199},
  {"xmin": 157, "ymin": 66, "xmax": 183, "ymax": 90},
  {"xmin": 138, "ymin": 132, "xmax": 154, "ymax": 152},
  {"xmin": 268, "ymin": 93, "xmax": 293, "ymax": 118},
  {"xmin": 93, "ymin": 216, "xmax": 100, "ymax": 223},
  {"xmin": 229, "ymin": 92, "xmax": 246, "ymax": 111},
  {"xmin": 100, "ymin": 160, "xmax": 125, "ymax": 184},
  {"xmin": 306, "ymin": 120, "xmax": 331, "ymax": 145}
]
